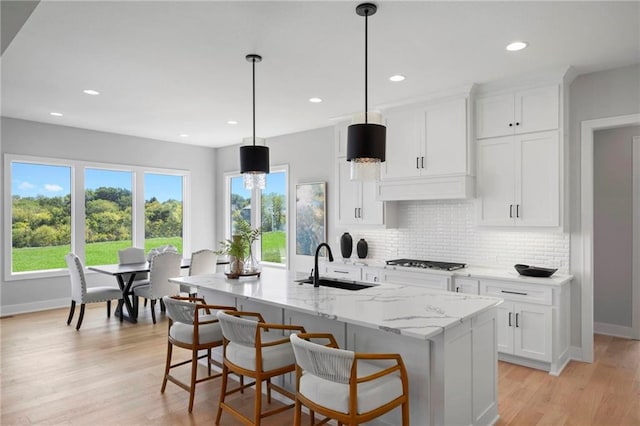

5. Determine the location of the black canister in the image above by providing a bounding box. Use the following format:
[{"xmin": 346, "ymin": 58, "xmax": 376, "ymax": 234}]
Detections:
[
  {"xmin": 357, "ymin": 238, "xmax": 368, "ymax": 259},
  {"xmin": 340, "ymin": 232, "xmax": 353, "ymax": 258}
]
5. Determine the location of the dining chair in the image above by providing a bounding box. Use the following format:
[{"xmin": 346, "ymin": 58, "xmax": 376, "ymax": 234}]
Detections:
[
  {"xmin": 215, "ymin": 310, "xmax": 306, "ymax": 426},
  {"xmin": 183, "ymin": 249, "xmax": 218, "ymax": 296},
  {"xmin": 161, "ymin": 295, "xmax": 236, "ymax": 412},
  {"xmin": 65, "ymin": 253, "xmax": 124, "ymax": 331},
  {"xmin": 133, "ymin": 252, "xmax": 181, "ymax": 324},
  {"xmin": 289, "ymin": 333, "xmax": 409, "ymax": 426}
]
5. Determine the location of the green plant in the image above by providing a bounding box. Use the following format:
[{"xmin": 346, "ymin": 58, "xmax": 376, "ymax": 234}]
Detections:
[{"xmin": 215, "ymin": 217, "xmax": 261, "ymax": 259}]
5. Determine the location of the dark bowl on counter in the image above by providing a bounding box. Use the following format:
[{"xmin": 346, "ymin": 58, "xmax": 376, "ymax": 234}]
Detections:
[{"xmin": 514, "ymin": 264, "xmax": 557, "ymax": 278}]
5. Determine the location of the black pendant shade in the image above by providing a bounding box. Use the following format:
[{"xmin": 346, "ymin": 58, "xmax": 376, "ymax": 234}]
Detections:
[
  {"xmin": 240, "ymin": 145, "xmax": 269, "ymax": 174},
  {"xmin": 346, "ymin": 122, "xmax": 386, "ymax": 162}
]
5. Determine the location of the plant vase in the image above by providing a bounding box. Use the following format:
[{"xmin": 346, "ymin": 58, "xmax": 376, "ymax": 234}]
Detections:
[{"xmin": 244, "ymin": 245, "xmax": 260, "ymax": 273}]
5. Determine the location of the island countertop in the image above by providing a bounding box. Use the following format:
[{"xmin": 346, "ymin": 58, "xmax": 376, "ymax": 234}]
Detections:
[{"xmin": 170, "ymin": 268, "xmax": 502, "ymax": 341}]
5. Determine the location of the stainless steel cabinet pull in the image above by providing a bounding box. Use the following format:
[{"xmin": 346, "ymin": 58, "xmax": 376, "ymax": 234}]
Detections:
[
  {"xmin": 354, "ymin": 208, "xmax": 357, "ymax": 219},
  {"xmin": 509, "ymin": 204, "xmax": 513, "ymax": 218},
  {"xmin": 515, "ymin": 313, "xmax": 520, "ymax": 328},
  {"xmin": 334, "ymin": 270, "xmax": 349, "ymax": 274},
  {"xmin": 357, "ymin": 208, "xmax": 362, "ymax": 218},
  {"xmin": 416, "ymin": 157, "xmax": 419, "ymax": 169},
  {"xmin": 501, "ymin": 290, "xmax": 528, "ymax": 296},
  {"xmin": 456, "ymin": 287, "xmax": 460, "ymax": 293},
  {"xmin": 516, "ymin": 204, "xmax": 520, "ymax": 218},
  {"xmin": 421, "ymin": 156, "xmax": 425, "ymax": 169},
  {"xmin": 508, "ymin": 312, "xmax": 512, "ymax": 327}
]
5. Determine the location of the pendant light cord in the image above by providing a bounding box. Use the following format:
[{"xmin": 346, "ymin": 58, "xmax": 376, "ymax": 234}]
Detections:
[
  {"xmin": 252, "ymin": 58, "xmax": 256, "ymax": 146},
  {"xmin": 364, "ymin": 10, "xmax": 368, "ymax": 124}
]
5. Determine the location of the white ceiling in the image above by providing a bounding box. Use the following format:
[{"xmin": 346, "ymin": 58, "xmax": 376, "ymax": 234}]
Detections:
[{"xmin": 2, "ymin": 1, "xmax": 639, "ymax": 148}]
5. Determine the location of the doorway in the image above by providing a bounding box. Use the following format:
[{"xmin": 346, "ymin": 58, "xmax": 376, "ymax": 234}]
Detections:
[{"xmin": 581, "ymin": 113, "xmax": 640, "ymax": 363}]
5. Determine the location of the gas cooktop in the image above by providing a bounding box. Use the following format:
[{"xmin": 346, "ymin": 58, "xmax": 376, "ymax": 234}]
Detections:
[{"xmin": 385, "ymin": 259, "xmax": 466, "ymax": 271}]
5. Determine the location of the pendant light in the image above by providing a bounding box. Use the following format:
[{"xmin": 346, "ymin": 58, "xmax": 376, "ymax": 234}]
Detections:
[
  {"xmin": 240, "ymin": 53, "xmax": 269, "ymax": 190},
  {"xmin": 347, "ymin": 3, "xmax": 386, "ymax": 181}
]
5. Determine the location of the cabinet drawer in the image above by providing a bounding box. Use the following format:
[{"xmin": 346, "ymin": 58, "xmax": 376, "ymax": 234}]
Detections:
[
  {"xmin": 324, "ymin": 264, "xmax": 362, "ymax": 281},
  {"xmin": 480, "ymin": 279, "xmax": 552, "ymax": 305},
  {"xmin": 381, "ymin": 269, "xmax": 450, "ymax": 291}
]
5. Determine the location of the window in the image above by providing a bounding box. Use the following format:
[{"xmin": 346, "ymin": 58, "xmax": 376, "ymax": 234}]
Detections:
[
  {"xmin": 144, "ymin": 173, "xmax": 184, "ymax": 254},
  {"xmin": 85, "ymin": 168, "xmax": 133, "ymax": 266},
  {"xmin": 4, "ymin": 155, "xmax": 190, "ymax": 279},
  {"xmin": 10, "ymin": 162, "xmax": 71, "ymax": 273},
  {"xmin": 226, "ymin": 166, "xmax": 288, "ymax": 267}
]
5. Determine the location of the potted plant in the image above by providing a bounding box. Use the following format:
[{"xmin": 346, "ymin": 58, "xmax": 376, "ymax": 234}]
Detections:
[{"xmin": 215, "ymin": 217, "xmax": 261, "ymax": 277}]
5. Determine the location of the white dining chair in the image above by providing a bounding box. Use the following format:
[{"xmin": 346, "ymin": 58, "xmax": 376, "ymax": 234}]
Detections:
[
  {"xmin": 133, "ymin": 252, "xmax": 181, "ymax": 324},
  {"xmin": 289, "ymin": 333, "xmax": 409, "ymax": 426},
  {"xmin": 65, "ymin": 253, "xmax": 123, "ymax": 330},
  {"xmin": 118, "ymin": 247, "xmax": 150, "ymax": 300},
  {"xmin": 183, "ymin": 249, "xmax": 218, "ymax": 295}
]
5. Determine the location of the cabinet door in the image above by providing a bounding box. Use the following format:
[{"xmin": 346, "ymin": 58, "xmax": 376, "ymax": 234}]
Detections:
[
  {"xmin": 495, "ymin": 303, "xmax": 514, "ymax": 355},
  {"xmin": 453, "ymin": 277, "xmax": 479, "ymax": 294},
  {"xmin": 515, "ymin": 86, "xmax": 559, "ymax": 135},
  {"xmin": 475, "ymin": 93, "xmax": 514, "ymax": 139},
  {"xmin": 361, "ymin": 267, "xmax": 381, "ymax": 284},
  {"xmin": 334, "ymin": 121, "xmax": 350, "ymax": 157},
  {"xmin": 423, "ymin": 98, "xmax": 468, "ymax": 176},
  {"xmin": 381, "ymin": 269, "xmax": 450, "ymax": 290},
  {"xmin": 336, "ymin": 158, "xmax": 361, "ymax": 225},
  {"xmin": 513, "ymin": 303, "xmax": 552, "ymax": 362},
  {"xmin": 515, "ymin": 131, "xmax": 560, "ymax": 226},
  {"xmin": 477, "ymin": 136, "xmax": 516, "ymax": 225},
  {"xmin": 360, "ymin": 179, "xmax": 384, "ymax": 225},
  {"xmin": 324, "ymin": 263, "xmax": 361, "ymax": 280},
  {"xmin": 382, "ymin": 108, "xmax": 421, "ymax": 179}
]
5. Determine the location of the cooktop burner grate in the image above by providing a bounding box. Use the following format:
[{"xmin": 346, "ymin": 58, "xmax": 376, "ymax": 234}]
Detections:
[{"xmin": 385, "ymin": 259, "xmax": 466, "ymax": 271}]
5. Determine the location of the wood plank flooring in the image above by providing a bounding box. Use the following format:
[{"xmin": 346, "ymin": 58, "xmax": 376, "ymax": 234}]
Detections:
[{"xmin": 2, "ymin": 304, "xmax": 639, "ymax": 425}]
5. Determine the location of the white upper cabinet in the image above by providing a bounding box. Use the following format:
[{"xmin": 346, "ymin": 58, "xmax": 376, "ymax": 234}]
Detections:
[
  {"xmin": 477, "ymin": 130, "xmax": 560, "ymax": 227},
  {"xmin": 382, "ymin": 97, "xmax": 469, "ymax": 180},
  {"xmin": 476, "ymin": 85, "xmax": 559, "ymax": 139},
  {"xmin": 335, "ymin": 157, "xmax": 388, "ymax": 226},
  {"xmin": 334, "ymin": 121, "xmax": 349, "ymax": 157}
]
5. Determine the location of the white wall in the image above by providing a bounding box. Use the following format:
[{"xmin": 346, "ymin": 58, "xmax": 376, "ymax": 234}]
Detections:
[
  {"xmin": 214, "ymin": 126, "xmax": 335, "ymax": 274},
  {"xmin": 1, "ymin": 117, "xmax": 217, "ymax": 314},
  {"xmin": 593, "ymin": 126, "xmax": 639, "ymax": 329},
  {"xmin": 569, "ymin": 63, "xmax": 640, "ymax": 346}
]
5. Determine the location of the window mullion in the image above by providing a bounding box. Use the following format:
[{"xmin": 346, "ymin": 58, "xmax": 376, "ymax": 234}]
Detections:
[
  {"xmin": 133, "ymin": 170, "xmax": 145, "ymax": 248},
  {"xmin": 73, "ymin": 165, "xmax": 86, "ymax": 262}
]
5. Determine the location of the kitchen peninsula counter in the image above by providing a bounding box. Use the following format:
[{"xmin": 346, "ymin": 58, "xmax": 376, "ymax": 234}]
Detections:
[{"xmin": 170, "ymin": 268, "xmax": 502, "ymax": 426}]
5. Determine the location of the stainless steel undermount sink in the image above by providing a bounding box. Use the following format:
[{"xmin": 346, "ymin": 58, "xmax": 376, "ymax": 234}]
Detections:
[{"xmin": 294, "ymin": 277, "xmax": 375, "ymax": 291}]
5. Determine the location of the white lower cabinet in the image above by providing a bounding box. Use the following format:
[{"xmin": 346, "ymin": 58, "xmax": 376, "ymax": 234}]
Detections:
[
  {"xmin": 496, "ymin": 301, "xmax": 552, "ymax": 362},
  {"xmin": 480, "ymin": 278, "xmax": 570, "ymax": 374},
  {"xmin": 453, "ymin": 277, "xmax": 479, "ymax": 294},
  {"xmin": 323, "ymin": 262, "xmax": 362, "ymax": 280}
]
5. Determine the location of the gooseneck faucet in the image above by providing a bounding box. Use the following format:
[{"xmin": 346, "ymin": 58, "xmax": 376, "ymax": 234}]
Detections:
[{"xmin": 314, "ymin": 243, "xmax": 334, "ymax": 287}]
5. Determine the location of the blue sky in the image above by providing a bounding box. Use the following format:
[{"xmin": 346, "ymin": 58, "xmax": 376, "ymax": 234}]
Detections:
[{"xmin": 12, "ymin": 163, "xmax": 182, "ymax": 202}]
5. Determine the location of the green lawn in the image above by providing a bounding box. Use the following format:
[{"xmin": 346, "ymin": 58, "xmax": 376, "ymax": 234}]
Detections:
[
  {"xmin": 11, "ymin": 232, "xmax": 286, "ymax": 273},
  {"xmin": 11, "ymin": 237, "xmax": 183, "ymax": 273}
]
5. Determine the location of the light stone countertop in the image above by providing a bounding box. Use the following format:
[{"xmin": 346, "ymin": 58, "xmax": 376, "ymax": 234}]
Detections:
[{"xmin": 169, "ymin": 268, "xmax": 502, "ymax": 341}]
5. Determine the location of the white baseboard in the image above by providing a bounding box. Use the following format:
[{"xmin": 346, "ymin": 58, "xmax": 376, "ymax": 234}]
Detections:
[
  {"xmin": 594, "ymin": 322, "xmax": 634, "ymax": 339},
  {"xmin": 568, "ymin": 346, "xmax": 584, "ymax": 362},
  {"xmin": 0, "ymin": 298, "xmax": 68, "ymax": 317}
]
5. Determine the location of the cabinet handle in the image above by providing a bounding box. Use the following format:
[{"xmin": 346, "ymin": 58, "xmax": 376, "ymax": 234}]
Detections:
[
  {"xmin": 501, "ymin": 290, "xmax": 528, "ymax": 296},
  {"xmin": 516, "ymin": 204, "xmax": 520, "ymax": 218},
  {"xmin": 416, "ymin": 157, "xmax": 419, "ymax": 169},
  {"xmin": 508, "ymin": 123, "xmax": 513, "ymax": 127},
  {"xmin": 515, "ymin": 313, "xmax": 520, "ymax": 328},
  {"xmin": 456, "ymin": 286, "xmax": 460, "ymax": 293},
  {"xmin": 374, "ymin": 276, "xmax": 378, "ymax": 282},
  {"xmin": 515, "ymin": 122, "xmax": 520, "ymax": 126},
  {"xmin": 358, "ymin": 207, "xmax": 362, "ymax": 218},
  {"xmin": 354, "ymin": 208, "xmax": 357, "ymax": 219},
  {"xmin": 334, "ymin": 270, "xmax": 349, "ymax": 274},
  {"xmin": 421, "ymin": 156, "xmax": 425, "ymax": 169},
  {"xmin": 508, "ymin": 312, "xmax": 512, "ymax": 327},
  {"xmin": 509, "ymin": 204, "xmax": 513, "ymax": 218}
]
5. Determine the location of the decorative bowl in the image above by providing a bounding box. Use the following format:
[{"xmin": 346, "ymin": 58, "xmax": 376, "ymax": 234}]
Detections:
[{"xmin": 514, "ymin": 264, "xmax": 557, "ymax": 278}]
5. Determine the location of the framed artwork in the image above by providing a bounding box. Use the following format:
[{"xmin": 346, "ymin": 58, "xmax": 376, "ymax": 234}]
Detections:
[{"xmin": 295, "ymin": 182, "xmax": 326, "ymax": 256}]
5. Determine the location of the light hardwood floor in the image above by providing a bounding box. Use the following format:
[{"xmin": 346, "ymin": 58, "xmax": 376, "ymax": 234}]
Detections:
[{"xmin": 1, "ymin": 304, "xmax": 639, "ymax": 425}]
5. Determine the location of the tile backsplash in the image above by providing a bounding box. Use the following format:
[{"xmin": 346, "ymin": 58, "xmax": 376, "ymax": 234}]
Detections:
[{"xmin": 345, "ymin": 200, "xmax": 570, "ymax": 274}]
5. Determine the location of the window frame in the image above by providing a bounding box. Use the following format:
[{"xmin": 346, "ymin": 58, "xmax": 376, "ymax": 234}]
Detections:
[
  {"xmin": 4, "ymin": 154, "xmax": 190, "ymax": 281},
  {"xmin": 224, "ymin": 164, "xmax": 289, "ymax": 269}
]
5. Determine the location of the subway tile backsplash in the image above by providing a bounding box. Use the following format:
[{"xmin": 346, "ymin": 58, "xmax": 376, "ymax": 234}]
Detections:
[{"xmin": 349, "ymin": 200, "xmax": 570, "ymax": 274}]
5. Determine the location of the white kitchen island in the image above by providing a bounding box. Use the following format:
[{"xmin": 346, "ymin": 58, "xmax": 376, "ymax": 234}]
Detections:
[{"xmin": 170, "ymin": 268, "xmax": 502, "ymax": 426}]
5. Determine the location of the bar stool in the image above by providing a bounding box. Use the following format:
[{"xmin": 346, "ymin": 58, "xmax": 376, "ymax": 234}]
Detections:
[
  {"xmin": 160, "ymin": 296, "xmax": 236, "ymax": 412},
  {"xmin": 289, "ymin": 333, "xmax": 409, "ymax": 426},
  {"xmin": 215, "ymin": 310, "xmax": 306, "ymax": 425}
]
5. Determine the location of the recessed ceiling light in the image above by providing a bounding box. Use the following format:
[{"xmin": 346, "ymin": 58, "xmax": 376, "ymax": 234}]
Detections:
[
  {"xmin": 227, "ymin": 120, "xmax": 238, "ymax": 125},
  {"xmin": 389, "ymin": 74, "xmax": 405, "ymax": 82},
  {"xmin": 506, "ymin": 41, "xmax": 528, "ymax": 52},
  {"xmin": 309, "ymin": 97, "xmax": 323, "ymax": 103},
  {"xmin": 50, "ymin": 112, "xmax": 63, "ymax": 117},
  {"xmin": 83, "ymin": 89, "xmax": 100, "ymax": 95},
  {"xmin": 179, "ymin": 134, "xmax": 189, "ymax": 138}
]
